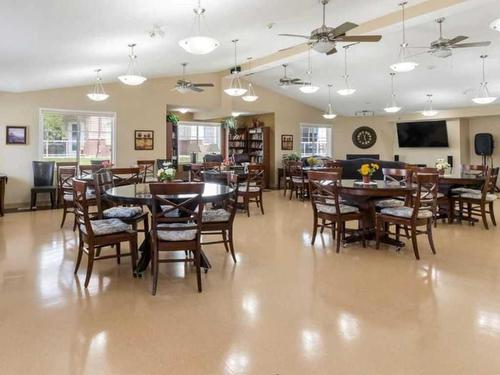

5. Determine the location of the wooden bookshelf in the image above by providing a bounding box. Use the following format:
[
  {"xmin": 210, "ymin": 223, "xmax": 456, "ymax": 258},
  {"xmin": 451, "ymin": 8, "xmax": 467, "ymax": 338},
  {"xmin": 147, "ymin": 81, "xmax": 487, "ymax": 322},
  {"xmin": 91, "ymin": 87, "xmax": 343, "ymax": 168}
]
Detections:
[
  {"xmin": 228, "ymin": 128, "xmax": 248, "ymax": 156},
  {"xmin": 248, "ymin": 127, "xmax": 271, "ymax": 188},
  {"xmin": 166, "ymin": 121, "xmax": 178, "ymax": 169}
]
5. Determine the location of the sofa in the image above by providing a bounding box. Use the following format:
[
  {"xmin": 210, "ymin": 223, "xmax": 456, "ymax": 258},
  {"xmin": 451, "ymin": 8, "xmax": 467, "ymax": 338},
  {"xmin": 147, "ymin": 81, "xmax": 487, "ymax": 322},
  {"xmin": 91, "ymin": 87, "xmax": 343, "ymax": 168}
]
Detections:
[{"xmin": 337, "ymin": 158, "xmax": 406, "ymax": 180}]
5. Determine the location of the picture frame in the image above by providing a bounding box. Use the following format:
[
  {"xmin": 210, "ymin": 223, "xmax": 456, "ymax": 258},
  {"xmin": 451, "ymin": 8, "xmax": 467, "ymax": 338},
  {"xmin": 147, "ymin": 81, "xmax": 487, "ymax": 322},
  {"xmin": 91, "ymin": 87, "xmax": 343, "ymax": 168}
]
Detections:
[
  {"xmin": 135, "ymin": 130, "xmax": 154, "ymax": 151},
  {"xmin": 281, "ymin": 134, "xmax": 293, "ymax": 151},
  {"xmin": 6, "ymin": 126, "xmax": 27, "ymax": 145}
]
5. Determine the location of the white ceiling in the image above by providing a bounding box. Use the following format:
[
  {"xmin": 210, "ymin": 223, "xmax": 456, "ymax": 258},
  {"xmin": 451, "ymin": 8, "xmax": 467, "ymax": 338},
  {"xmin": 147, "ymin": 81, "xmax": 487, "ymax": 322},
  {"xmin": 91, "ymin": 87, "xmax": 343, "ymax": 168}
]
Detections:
[{"xmin": 1, "ymin": 0, "xmax": 500, "ymax": 116}]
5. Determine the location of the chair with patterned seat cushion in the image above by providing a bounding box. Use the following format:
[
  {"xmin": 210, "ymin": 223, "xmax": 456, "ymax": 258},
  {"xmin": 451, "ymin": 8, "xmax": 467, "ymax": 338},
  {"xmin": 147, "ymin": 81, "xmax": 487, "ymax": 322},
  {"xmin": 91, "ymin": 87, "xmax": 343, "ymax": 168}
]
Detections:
[
  {"xmin": 376, "ymin": 173, "xmax": 439, "ymax": 260},
  {"xmin": 58, "ymin": 166, "xmax": 78, "ymax": 229},
  {"xmin": 456, "ymin": 168, "xmax": 498, "ymax": 229},
  {"xmin": 375, "ymin": 168, "xmax": 414, "ymax": 210},
  {"xmin": 150, "ymin": 182, "xmax": 205, "ymax": 295},
  {"xmin": 288, "ymin": 161, "xmax": 308, "ymax": 201},
  {"xmin": 93, "ymin": 170, "xmax": 149, "ymax": 235},
  {"xmin": 72, "ymin": 180, "xmax": 138, "ymax": 288},
  {"xmin": 201, "ymin": 174, "xmax": 239, "ymax": 263},
  {"xmin": 137, "ymin": 160, "xmax": 156, "ymax": 182},
  {"xmin": 308, "ymin": 171, "xmax": 366, "ymax": 252},
  {"xmin": 238, "ymin": 164, "xmax": 265, "ymax": 217}
]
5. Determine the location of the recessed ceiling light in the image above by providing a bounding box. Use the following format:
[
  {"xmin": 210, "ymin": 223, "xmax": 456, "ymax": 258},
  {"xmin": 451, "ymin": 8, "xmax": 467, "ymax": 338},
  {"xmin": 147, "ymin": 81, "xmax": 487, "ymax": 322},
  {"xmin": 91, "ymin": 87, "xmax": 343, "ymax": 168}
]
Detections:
[{"xmin": 490, "ymin": 18, "xmax": 500, "ymax": 31}]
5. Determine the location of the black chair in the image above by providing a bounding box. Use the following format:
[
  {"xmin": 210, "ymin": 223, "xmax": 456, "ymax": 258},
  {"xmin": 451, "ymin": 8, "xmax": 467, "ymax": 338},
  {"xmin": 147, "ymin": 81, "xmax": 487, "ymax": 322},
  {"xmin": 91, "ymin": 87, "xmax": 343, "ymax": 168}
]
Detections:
[
  {"xmin": 233, "ymin": 153, "xmax": 250, "ymax": 165},
  {"xmin": 31, "ymin": 161, "xmax": 56, "ymax": 209},
  {"xmin": 156, "ymin": 159, "xmax": 171, "ymax": 170},
  {"xmin": 203, "ymin": 154, "xmax": 223, "ymax": 163}
]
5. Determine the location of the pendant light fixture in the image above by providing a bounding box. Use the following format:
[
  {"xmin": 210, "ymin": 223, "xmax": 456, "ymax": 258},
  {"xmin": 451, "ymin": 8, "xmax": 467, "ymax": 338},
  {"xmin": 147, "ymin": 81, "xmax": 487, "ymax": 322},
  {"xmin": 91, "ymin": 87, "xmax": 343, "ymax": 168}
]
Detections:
[
  {"xmin": 179, "ymin": 0, "xmax": 220, "ymax": 55},
  {"xmin": 384, "ymin": 72, "xmax": 402, "ymax": 113},
  {"xmin": 337, "ymin": 45, "xmax": 356, "ymax": 96},
  {"xmin": 421, "ymin": 94, "xmax": 438, "ymax": 117},
  {"xmin": 300, "ymin": 46, "xmax": 320, "ymax": 94},
  {"xmin": 472, "ymin": 55, "xmax": 497, "ymax": 105},
  {"xmin": 390, "ymin": 2, "xmax": 418, "ymax": 73},
  {"xmin": 242, "ymin": 58, "xmax": 259, "ymax": 102},
  {"xmin": 323, "ymin": 84, "xmax": 337, "ymax": 119},
  {"xmin": 490, "ymin": 18, "xmax": 500, "ymax": 32},
  {"xmin": 224, "ymin": 40, "xmax": 247, "ymax": 97},
  {"xmin": 118, "ymin": 44, "xmax": 147, "ymax": 86},
  {"xmin": 87, "ymin": 69, "xmax": 109, "ymax": 102}
]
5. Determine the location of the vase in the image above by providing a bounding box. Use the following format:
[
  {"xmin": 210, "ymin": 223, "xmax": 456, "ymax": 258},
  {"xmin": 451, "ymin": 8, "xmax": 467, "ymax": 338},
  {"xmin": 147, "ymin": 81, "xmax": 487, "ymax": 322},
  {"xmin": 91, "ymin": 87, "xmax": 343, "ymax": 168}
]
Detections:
[{"xmin": 362, "ymin": 175, "xmax": 371, "ymax": 184}]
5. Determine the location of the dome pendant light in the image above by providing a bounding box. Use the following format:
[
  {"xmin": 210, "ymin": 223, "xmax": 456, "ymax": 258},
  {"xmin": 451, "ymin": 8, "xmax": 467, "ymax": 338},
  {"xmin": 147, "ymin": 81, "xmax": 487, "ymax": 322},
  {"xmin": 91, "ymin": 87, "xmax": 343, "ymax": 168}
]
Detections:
[
  {"xmin": 242, "ymin": 58, "xmax": 259, "ymax": 102},
  {"xmin": 421, "ymin": 94, "xmax": 438, "ymax": 117},
  {"xmin": 323, "ymin": 84, "xmax": 337, "ymax": 119},
  {"xmin": 300, "ymin": 46, "xmax": 320, "ymax": 94},
  {"xmin": 390, "ymin": 2, "xmax": 418, "ymax": 73},
  {"xmin": 179, "ymin": 0, "xmax": 220, "ymax": 55},
  {"xmin": 384, "ymin": 72, "xmax": 402, "ymax": 113},
  {"xmin": 87, "ymin": 69, "xmax": 109, "ymax": 101},
  {"xmin": 337, "ymin": 45, "xmax": 356, "ymax": 96},
  {"xmin": 224, "ymin": 40, "xmax": 247, "ymax": 97},
  {"xmin": 118, "ymin": 44, "xmax": 147, "ymax": 86},
  {"xmin": 472, "ymin": 55, "xmax": 497, "ymax": 105}
]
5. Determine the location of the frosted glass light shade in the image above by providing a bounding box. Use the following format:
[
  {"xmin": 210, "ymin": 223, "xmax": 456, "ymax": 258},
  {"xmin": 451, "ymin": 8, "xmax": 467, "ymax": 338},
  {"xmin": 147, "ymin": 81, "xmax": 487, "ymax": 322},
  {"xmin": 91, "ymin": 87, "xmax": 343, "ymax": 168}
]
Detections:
[{"xmin": 179, "ymin": 36, "xmax": 220, "ymax": 55}]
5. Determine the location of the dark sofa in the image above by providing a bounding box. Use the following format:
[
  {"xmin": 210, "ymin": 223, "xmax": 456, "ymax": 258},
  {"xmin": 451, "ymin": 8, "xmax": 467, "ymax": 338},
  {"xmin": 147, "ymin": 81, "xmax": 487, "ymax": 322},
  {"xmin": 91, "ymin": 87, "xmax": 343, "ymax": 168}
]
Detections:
[{"xmin": 337, "ymin": 158, "xmax": 406, "ymax": 180}]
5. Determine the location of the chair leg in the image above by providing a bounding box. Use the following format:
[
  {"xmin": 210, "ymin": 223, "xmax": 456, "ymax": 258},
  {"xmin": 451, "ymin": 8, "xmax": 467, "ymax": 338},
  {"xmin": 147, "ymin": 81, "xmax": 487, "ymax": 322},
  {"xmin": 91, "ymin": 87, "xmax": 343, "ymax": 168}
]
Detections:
[
  {"xmin": 73, "ymin": 213, "xmax": 77, "ymax": 232},
  {"xmin": 116, "ymin": 242, "xmax": 121, "ymax": 264},
  {"xmin": 60, "ymin": 204, "xmax": 68, "ymax": 228},
  {"xmin": 289, "ymin": 184, "xmax": 294, "ymax": 200},
  {"xmin": 259, "ymin": 192, "xmax": 265, "ymax": 215},
  {"xmin": 151, "ymin": 247, "xmax": 159, "ymax": 295},
  {"xmin": 311, "ymin": 215, "xmax": 318, "ymax": 245},
  {"xmin": 84, "ymin": 247, "xmax": 95, "ymax": 288},
  {"xmin": 426, "ymin": 221, "xmax": 436, "ymax": 255},
  {"xmin": 395, "ymin": 224, "xmax": 401, "ymax": 242},
  {"xmin": 481, "ymin": 203, "xmax": 489, "ymax": 230},
  {"xmin": 228, "ymin": 228, "xmax": 237, "ymax": 263},
  {"xmin": 222, "ymin": 230, "xmax": 230, "ymax": 253},
  {"xmin": 195, "ymin": 247, "xmax": 202, "ymax": 293},
  {"xmin": 129, "ymin": 238, "xmax": 138, "ymax": 274},
  {"xmin": 360, "ymin": 218, "xmax": 366, "ymax": 248},
  {"xmin": 31, "ymin": 191, "xmax": 36, "ymax": 210},
  {"xmin": 490, "ymin": 202, "xmax": 497, "ymax": 226},
  {"xmin": 74, "ymin": 239, "xmax": 84, "ymax": 274},
  {"xmin": 50, "ymin": 191, "xmax": 55, "ymax": 209},
  {"xmin": 375, "ymin": 218, "xmax": 381, "ymax": 250},
  {"xmin": 410, "ymin": 227, "xmax": 420, "ymax": 260},
  {"xmin": 336, "ymin": 221, "xmax": 342, "ymax": 253},
  {"xmin": 320, "ymin": 219, "xmax": 325, "ymax": 234},
  {"xmin": 245, "ymin": 196, "xmax": 250, "ymax": 217}
]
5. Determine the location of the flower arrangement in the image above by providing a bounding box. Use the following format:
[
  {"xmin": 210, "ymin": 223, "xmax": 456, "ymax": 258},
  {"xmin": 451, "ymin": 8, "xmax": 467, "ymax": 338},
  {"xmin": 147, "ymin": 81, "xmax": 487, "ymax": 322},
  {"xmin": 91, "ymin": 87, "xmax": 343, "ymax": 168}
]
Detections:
[
  {"xmin": 157, "ymin": 167, "xmax": 176, "ymax": 182},
  {"xmin": 286, "ymin": 152, "xmax": 301, "ymax": 161},
  {"xmin": 358, "ymin": 163, "xmax": 379, "ymax": 183},
  {"xmin": 435, "ymin": 158, "xmax": 451, "ymax": 173},
  {"xmin": 307, "ymin": 156, "xmax": 320, "ymax": 167}
]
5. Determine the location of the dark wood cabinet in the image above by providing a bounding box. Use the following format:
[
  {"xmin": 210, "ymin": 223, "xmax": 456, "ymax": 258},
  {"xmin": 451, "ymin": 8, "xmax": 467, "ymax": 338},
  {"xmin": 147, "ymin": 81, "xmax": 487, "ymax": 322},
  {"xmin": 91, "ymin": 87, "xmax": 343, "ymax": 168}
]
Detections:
[{"xmin": 166, "ymin": 121, "xmax": 178, "ymax": 169}]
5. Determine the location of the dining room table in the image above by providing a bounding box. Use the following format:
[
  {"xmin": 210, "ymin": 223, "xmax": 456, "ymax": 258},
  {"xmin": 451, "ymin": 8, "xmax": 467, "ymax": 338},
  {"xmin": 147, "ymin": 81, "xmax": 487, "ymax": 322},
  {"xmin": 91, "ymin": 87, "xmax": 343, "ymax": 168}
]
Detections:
[{"xmin": 105, "ymin": 182, "xmax": 234, "ymax": 275}]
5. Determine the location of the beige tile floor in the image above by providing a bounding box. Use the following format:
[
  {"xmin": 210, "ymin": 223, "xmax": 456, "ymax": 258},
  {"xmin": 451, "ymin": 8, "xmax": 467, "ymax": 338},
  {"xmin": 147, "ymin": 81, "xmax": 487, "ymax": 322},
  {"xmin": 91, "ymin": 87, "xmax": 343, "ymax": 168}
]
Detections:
[{"xmin": 1, "ymin": 190, "xmax": 500, "ymax": 374}]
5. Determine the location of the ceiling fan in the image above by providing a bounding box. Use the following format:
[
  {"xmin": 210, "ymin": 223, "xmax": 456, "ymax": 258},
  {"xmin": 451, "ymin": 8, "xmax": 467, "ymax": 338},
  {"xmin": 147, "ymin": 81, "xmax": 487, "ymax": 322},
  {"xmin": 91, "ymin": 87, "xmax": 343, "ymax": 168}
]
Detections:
[
  {"xmin": 411, "ymin": 18, "xmax": 491, "ymax": 58},
  {"xmin": 277, "ymin": 64, "xmax": 304, "ymax": 88},
  {"xmin": 278, "ymin": 0, "xmax": 382, "ymax": 55},
  {"xmin": 172, "ymin": 63, "xmax": 214, "ymax": 93}
]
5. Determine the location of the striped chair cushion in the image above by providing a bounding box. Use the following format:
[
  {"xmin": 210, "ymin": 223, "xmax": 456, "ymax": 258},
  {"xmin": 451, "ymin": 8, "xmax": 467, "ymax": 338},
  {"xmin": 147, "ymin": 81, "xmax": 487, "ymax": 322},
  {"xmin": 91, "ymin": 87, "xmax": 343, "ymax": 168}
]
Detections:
[
  {"xmin": 202, "ymin": 209, "xmax": 231, "ymax": 223},
  {"xmin": 157, "ymin": 223, "xmax": 197, "ymax": 242},
  {"xmin": 80, "ymin": 218, "xmax": 131, "ymax": 236},
  {"xmin": 460, "ymin": 193, "xmax": 497, "ymax": 202},
  {"xmin": 316, "ymin": 204, "xmax": 359, "ymax": 215},
  {"xmin": 380, "ymin": 207, "xmax": 433, "ymax": 219},
  {"xmin": 376, "ymin": 199, "xmax": 405, "ymax": 209},
  {"xmin": 103, "ymin": 206, "xmax": 142, "ymax": 219}
]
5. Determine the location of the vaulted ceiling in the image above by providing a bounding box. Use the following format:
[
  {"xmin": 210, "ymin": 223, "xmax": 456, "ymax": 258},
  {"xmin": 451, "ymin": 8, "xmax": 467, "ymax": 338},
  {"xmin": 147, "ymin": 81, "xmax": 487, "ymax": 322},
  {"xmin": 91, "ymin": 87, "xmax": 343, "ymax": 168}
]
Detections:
[{"xmin": 1, "ymin": 0, "xmax": 499, "ymax": 116}]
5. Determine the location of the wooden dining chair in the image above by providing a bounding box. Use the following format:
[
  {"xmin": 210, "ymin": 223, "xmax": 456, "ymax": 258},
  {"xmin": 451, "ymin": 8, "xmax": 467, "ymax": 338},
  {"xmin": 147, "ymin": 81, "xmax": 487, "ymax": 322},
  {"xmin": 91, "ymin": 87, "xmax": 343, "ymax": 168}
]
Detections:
[
  {"xmin": 93, "ymin": 170, "xmax": 149, "ymax": 234},
  {"xmin": 190, "ymin": 164, "xmax": 204, "ymax": 182},
  {"xmin": 203, "ymin": 161, "xmax": 222, "ymax": 171},
  {"xmin": 376, "ymin": 173, "xmax": 438, "ymax": 260},
  {"xmin": 282, "ymin": 160, "xmax": 292, "ymax": 197},
  {"xmin": 149, "ymin": 183, "xmax": 205, "ymax": 295},
  {"xmin": 59, "ymin": 166, "xmax": 78, "ymax": 229},
  {"xmin": 108, "ymin": 167, "xmax": 142, "ymax": 187},
  {"xmin": 56, "ymin": 161, "xmax": 78, "ymax": 207},
  {"xmin": 323, "ymin": 160, "xmax": 342, "ymax": 168},
  {"xmin": 200, "ymin": 174, "xmax": 239, "ymax": 263},
  {"xmin": 73, "ymin": 180, "xmax": 138, "ymax": 288},
  {"xmin": 308, "ymin": 171, "xmax": 366, "ymax": 252},
  {"xmin": 238, "ymin": 164, "xmax": 265, "ymax": 217},
  {"xmin": 375, "ymin": 168, "xmax": 413, "ymax": 210},
  {"xmin": 288, "ymin": 161, "xmax": 308, "ymax": 201},
  {"xmin": 137, "ymin": 160, "xmax": 156, "ymax": 182},
  {"xmin": 455, "ymin": 168, "xmax": 498, "ymax": 229}
]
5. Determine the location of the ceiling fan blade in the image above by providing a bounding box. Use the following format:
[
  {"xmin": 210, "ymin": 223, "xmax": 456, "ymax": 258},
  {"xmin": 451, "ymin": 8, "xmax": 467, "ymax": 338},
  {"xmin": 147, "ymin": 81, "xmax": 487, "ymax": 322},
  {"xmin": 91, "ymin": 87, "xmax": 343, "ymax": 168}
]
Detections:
[
  {"xmin": 290, "ymin": 78, "xmax": 302, "ymax": 83},
  {"xmin": 191, "ymin": 87, "xmax": 203, "ymax": 93},
  {"xmin": 447, "ymin": 36, "xmax": 468, "ymax": 45},
  {"xmin": 326, "ymin": 47, "xmax": 338, "ymax": 55},
  {"xmin": 336, "ymin": 35, "xmax": 382, "ymax": 42},
  {"xmin": 278, "ymin": 33, "xmax": 310, "ymax": 39},
  {"xmin": 333, "ymin": 22, "xmax": 358, "ymax": 37},
  {"xmin": 192, "ymin": 83, "xmax": 214, "ymax": 87},
  {"xmin": 451, "ymin": 41, "xmax": 491, "ymax": 48},
  {"xmin": 177, "ymin": 80, "xmax": 189, "ymax": 85}
]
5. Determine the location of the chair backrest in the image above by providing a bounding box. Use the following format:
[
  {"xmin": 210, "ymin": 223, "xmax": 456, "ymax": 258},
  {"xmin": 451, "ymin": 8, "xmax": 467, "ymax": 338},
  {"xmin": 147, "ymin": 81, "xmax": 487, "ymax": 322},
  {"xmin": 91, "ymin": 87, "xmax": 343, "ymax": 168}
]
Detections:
[
  {"xmin": 322, "ymin": 160, "xmax": 342, "ymax": 168},
  {"xmin": 203, "ymin": 154, "xmax": 223, "ymax": 163},
  {"xmin": 225, "ymin": 174, "xmax": 240, "ymax": 223},
  {"xmin": 382, "ymin": 168, "xmax": 413, "ymax": 184},
  {"xmin": 412, "ymin": 173, "xmax": 439, "ymax": 221},
  {"xmin": 233, "ymin": 153, "xmax": 250, "ymax": 165},
  {"xmin": 58, "ymin": 166, "xmax": 77, "ymax": 196},
  {"xmin": 137, "ymin": 160, "xmax": 155, "ymax": 182},
  {"xmin": 93, "ymin": 170, "xmax": 115, "ymax": 218},
  {"xmin": 149, "ymin": 183, "xmax": 204, "ymax": 243},
  {"xmin": 190, "ymin": 164, "xmax": 204, "ymax": 182},
  {"xmin": 481, "ymin": 168, "xmax": 499, "ymax": 197},
  {"xmin": 73, "ymin": 179, "xmax": 94, "ymax": 237},
  {"xmin": 109, "ymin": 167, "xmax": 142, "ymax": 187},
  {"xmin": 308, "ymin": 171, "xmax": 343, "ymax": 218},
  {"xmin": 287, "ymin": 161, "xmax": 304, "ymax": 179},
  {"xmin": 244, "ymin": 164, "xmax": 265, "ymax": 190},
  {"xmin": 91, "ymin": 159, "xmax": 110, "ymax": 166},
  {"xmin": 56, "ymin": 161, "xmax": 78, "ymax": 173},
  {"xmin": 203, "ymin": 162, "xmax": 221, "ymax": 171},
  {"xmin": 32, "ymin": 161, "xmax": 55, "ymax": 187}
]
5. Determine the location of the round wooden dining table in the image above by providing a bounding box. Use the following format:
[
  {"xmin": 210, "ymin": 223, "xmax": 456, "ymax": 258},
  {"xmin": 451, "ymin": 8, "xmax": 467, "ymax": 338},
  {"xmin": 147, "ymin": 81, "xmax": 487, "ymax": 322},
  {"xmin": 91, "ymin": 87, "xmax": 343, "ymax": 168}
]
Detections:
[
  {"xmin": 339, "ymin": 179, "xmax": 416, "ymax": 246},
  {"xmin": 105, "ymin": 182, "xmax": 234, "ymax": 275}
]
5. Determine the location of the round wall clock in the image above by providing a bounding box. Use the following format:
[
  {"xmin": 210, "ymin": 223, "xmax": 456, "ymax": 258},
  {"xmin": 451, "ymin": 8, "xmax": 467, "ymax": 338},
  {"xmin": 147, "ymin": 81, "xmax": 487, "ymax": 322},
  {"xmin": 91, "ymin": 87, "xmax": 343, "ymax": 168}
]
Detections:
[{"xmin": 352, "ymin": 126, "xmax": 377, "ymax": 149}]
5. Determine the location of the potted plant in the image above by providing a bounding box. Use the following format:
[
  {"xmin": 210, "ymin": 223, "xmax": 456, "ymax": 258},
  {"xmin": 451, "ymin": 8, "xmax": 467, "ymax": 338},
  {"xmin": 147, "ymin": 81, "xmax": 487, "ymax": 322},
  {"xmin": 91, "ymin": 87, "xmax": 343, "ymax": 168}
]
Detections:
[
  {"xmin": 286, "ymin": 152, "xmax": 301, "ymax": 161},
  {"xmin": 221, "ymin": 117, "xmax": 238, "ymax": 135},
  {"xmin": 358, "ymin": 163, "xmax": 379, "ymax": 184},
  {"xmin": 157, "ymin": 166, "xmax": 176, "ymax": 182},
  {"xmin": 435, "ymin": 158, "xmax": 451, "ymax": 175},
  {"xmin": 166, "ymin": 113, "xmax": 179, "ymax": 125}
]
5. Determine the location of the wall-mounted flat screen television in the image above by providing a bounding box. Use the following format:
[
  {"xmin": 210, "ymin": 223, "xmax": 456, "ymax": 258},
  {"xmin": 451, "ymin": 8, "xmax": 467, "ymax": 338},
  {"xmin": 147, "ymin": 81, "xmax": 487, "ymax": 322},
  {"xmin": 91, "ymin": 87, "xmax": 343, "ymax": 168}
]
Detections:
[{"xmin": 396, "ymin": 120, "xmax": 449, "ymax": 147}]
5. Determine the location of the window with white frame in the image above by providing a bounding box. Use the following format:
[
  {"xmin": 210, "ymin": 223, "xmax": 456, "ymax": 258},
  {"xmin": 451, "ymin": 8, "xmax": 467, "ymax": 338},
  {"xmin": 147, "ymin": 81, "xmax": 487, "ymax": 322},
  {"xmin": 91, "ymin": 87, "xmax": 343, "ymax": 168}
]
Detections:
[
  {"xmin": 40, "ymin": 109, "xmax": 115, "ymax": 163},
  {"xmin": 178, "ymin": 121, "xmax": 221, "ymax": 164},
  {"xmin": 300, "ymin": 124, "xmax": 332, "ymax": 157}
]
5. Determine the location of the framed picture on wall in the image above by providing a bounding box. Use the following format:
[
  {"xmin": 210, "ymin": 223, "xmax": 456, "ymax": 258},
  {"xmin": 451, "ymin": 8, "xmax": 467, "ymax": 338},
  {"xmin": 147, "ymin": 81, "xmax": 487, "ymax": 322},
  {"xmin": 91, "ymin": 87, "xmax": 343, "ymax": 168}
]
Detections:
[
  {"xmin": 135, "ymin": 130, "xmax": 154, "ymax": 150},
  {"xmin": 281, "ymin": 134, "xmax": 293, "ymax": 150},
  {"xmin": 6, "ymin": 126, "xmax": 27, "ymax": 145}
]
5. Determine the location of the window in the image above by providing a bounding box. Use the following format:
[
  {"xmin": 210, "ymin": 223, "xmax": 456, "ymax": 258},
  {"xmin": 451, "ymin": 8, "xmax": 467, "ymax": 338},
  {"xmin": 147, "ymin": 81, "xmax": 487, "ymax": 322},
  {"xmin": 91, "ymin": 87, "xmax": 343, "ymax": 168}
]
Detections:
[
  {"xmin": 177, "ymin": 121, "xmax": 221, "ymax": 164},
  {"xmin": 300, "ymin": 125, "xmax": 332, "ymax": 157},
  {"xmin": 40, "ymin": 109, "xmax": 115, "ymax": 164}
]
